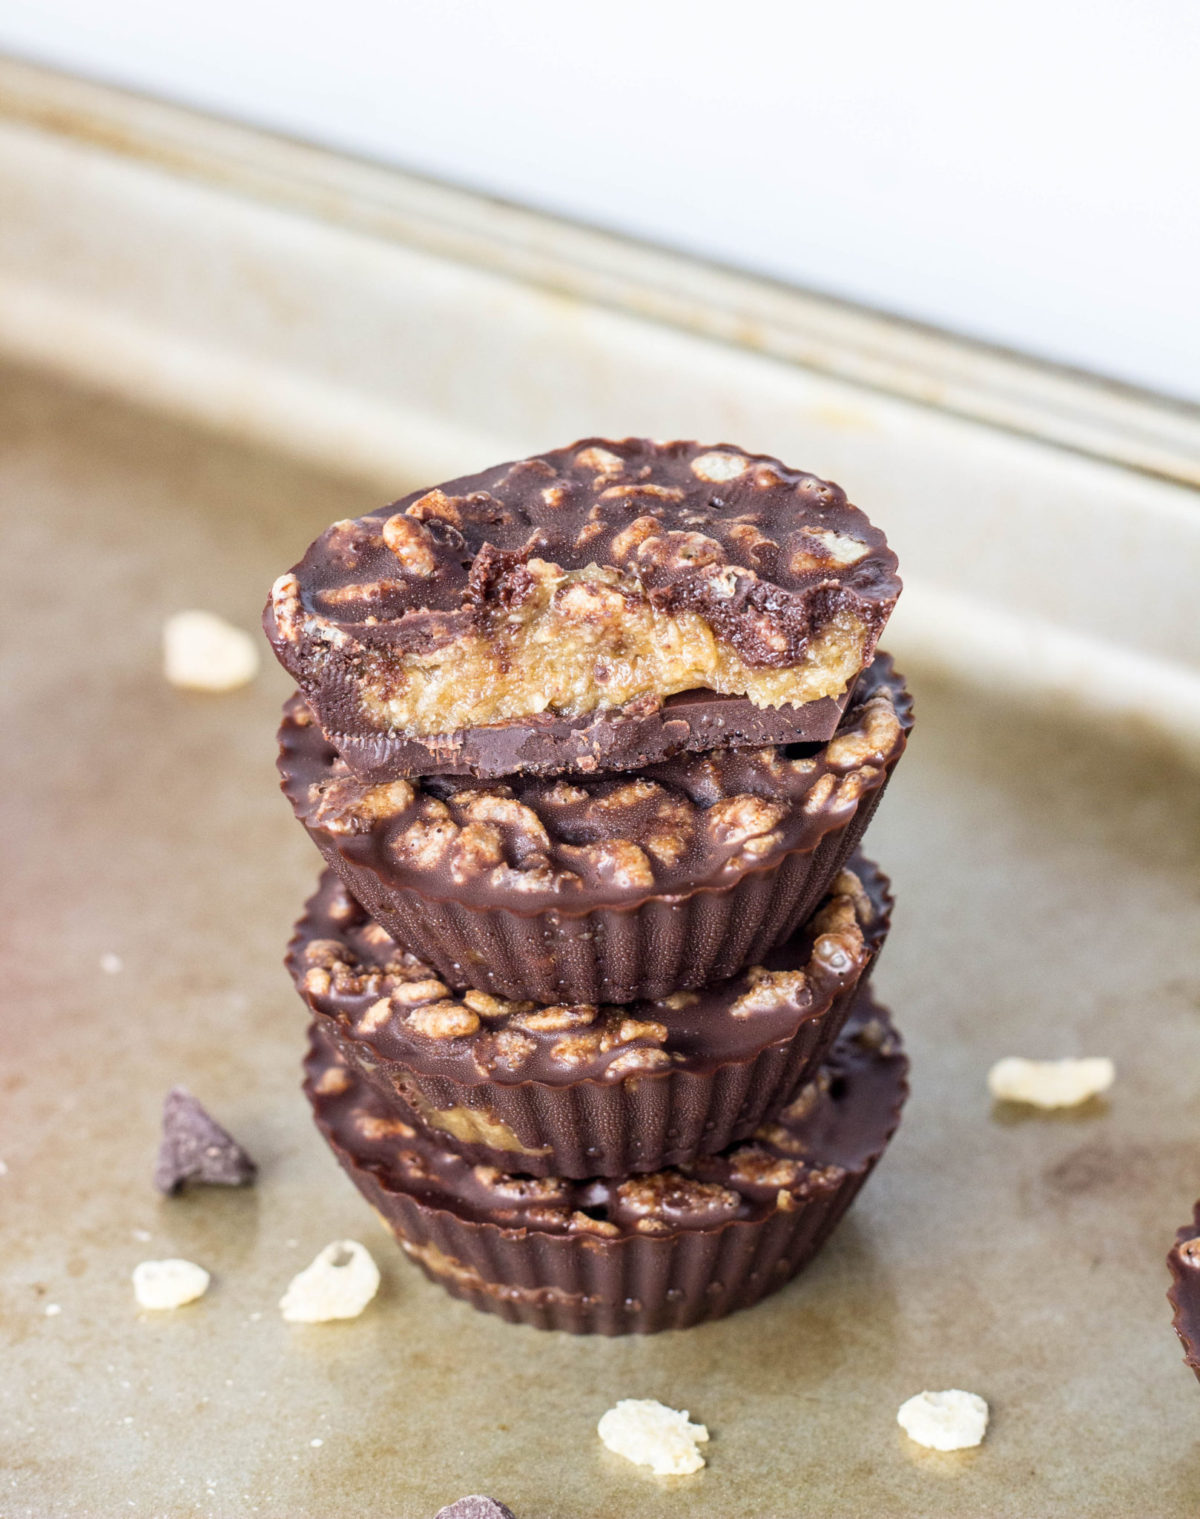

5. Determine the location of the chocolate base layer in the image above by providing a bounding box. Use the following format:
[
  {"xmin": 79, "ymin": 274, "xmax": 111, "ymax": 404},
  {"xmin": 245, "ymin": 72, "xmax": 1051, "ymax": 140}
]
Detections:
[
  {"xmin": 279, "ymin": 656, "xmax": 912, "ymax": 1004},
  {"xmin": 288, "ymin": 857, "xmax": 891, "ymax": 1177},
  {"xmin": 304, "ymin": 985, "xmax": 908, "ymax": 1334},
  {"xmin": 1167, "ymin": 1201, "xmax": 1200, "ymax": 1380},
  {"xmin": 324, "ymin": 681, "xmax": 857, "ymax": 784}
]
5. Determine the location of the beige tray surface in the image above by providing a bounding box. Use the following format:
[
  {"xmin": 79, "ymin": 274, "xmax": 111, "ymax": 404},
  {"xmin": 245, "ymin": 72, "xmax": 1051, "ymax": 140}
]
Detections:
[{"xmin": 2, "ymin": 362, "xmax": 1199, "ymax": 1518}]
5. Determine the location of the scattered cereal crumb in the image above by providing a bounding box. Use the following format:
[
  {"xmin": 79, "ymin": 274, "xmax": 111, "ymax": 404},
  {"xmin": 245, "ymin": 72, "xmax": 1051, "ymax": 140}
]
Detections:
[
  {"xmin": 987, "ymin": 1056, "xmax": 1114, "ymax": 1109},
  {"xmin": 155, "ymin": 1087, "xmax": 257, "ymax": 1194},
  {"xmin": 0, "ymin": 1159, "xmax": 8, "ymax": 1176},
  {"xmin": 434, "ymin": 1499, "xmax": 518, "ymax": 1519},
  {"xmin": 897, "ymin": 1389, "xmax": 989, "ymax": 1450},
  {"xmin": 309, "ymin": 1438, "xmax": 323, "ymax": 1448},
  {"xmin": 597, "ymin": 1398, "xmax": 709, "ymax": 1476},
  {"xmin": 132, "ymin": 1258, "xmax": 210, "ymax": 1310},
  {"xmin": 44, "ymin": 1304, "xmax": 61, "ymax": 1317},
  {"xmin": 100, "ymin": 952, "xmax": 123, "ymax": 974},
  {"xmin": 279, "ymin": 1240, "xmax": 380, "ymax": 1323},
  {"xmin": 163, "ymin": 610, "xmax": 259, "ymax": 692}
]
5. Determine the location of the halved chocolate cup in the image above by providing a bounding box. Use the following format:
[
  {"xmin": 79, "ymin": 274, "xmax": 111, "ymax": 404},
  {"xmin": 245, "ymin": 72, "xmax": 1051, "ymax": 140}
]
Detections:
[
  {"xmin": 279, "ymin": 656, "xmax": 912, "ymax": 1003},
  {"xmin": 264, "ymin": 438, "xmax": 901, "ymax": 782},
  {"xmin": 303, "ymin": 985, "xmax": 908, "ymax": 1335},
  {"xmin": 288, "ymin": 857, "xmax": 891, "ymax": 1178}
]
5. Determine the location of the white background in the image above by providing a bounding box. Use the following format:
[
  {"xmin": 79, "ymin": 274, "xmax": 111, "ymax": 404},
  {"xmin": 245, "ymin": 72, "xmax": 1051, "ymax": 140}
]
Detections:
[{"xmin": 1, "ymin": 0, "xmax": 1197, "ymax": 401}]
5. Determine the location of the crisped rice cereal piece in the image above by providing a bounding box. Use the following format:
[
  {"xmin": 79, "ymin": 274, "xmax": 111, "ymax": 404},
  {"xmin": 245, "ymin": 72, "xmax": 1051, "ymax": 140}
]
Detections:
[
  {"xmin": 897, "ymin": 1389, "xmax": 989, "ymax": 1451},
  {"xmin": 597, "ymin": 1398, "xmax": 709, "ymax": 1475},
  {"xmin": 279, "ymin": 1239, "xmax": 380, "ymax": 1322},
  {"xmin": 132, "ymin": 1258, "xmax": 211, "ymax": 1310},
  {"xmin": 163, "ymin": 610, "xmax": 259, "ymax": 691},
  {"xmin": 987, "ymin": 1056, "xmax": 1114, "ymax": 1109}
]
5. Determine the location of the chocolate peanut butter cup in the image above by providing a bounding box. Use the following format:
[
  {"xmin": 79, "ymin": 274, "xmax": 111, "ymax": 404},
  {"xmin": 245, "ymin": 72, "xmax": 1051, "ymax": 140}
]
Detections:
[
  {"xmin": 278, "ymin": 655, "xmax": 912, "ymax": 1004},
  {"xmin": 304, "ymin": 985, "xmax": 907, "ymax": 1334},
  {"xmin": 288, "ymin": 857, "xmax": 891, "ymax": 1177},
  {"xmin": 265, "ymin": 439, "xmax": 900, "ymax": 782},
  {"xmin": 1168, "ymin": 1201, "xmax": 1200, "ymax": 1380}
]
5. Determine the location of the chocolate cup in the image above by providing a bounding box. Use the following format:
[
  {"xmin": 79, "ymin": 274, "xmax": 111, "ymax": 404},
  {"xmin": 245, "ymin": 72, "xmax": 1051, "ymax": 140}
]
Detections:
[
  {"xmin": 322, "ymin": 796, "xmax": 885, "ymax": 1007},
  {"xmin": 1167, "ymin": 1201, "xmax": 1200, "ymax": 1380},
  {"xmin": 287, "ymin": 857, "xmax": 892, "ymax": 1178},
  {"xmin": 303, "ymin": 988, "xmax": 908, "ymax": 1335},
  {"xmin": 278, "ymin": 658, "xmax": 912, "ymax": 1003}
]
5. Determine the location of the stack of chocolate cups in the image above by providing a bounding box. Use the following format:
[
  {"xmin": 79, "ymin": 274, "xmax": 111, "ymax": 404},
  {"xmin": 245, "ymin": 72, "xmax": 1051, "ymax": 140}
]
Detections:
[{"xmin": 265, "ymin": 439, "xmax": 913, "ymax": 1335}]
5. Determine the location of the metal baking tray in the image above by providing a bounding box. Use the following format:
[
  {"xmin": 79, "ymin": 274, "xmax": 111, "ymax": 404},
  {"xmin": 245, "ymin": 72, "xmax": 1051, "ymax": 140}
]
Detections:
[{"xmin": 3, "ymin": 356, "xmax": 1199, "ymax": 1517}]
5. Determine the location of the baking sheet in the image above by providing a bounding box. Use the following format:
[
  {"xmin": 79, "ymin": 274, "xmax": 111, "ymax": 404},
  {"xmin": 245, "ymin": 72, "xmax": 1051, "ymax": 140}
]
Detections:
[{"xmin": 3, "ymin": 360, "xmax": 1199, "ymax": 1518}]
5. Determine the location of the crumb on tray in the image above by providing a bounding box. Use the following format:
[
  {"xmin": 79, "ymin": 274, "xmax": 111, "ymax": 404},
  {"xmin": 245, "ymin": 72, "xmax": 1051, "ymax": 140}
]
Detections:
[
  {"xmin": 987, "ymin": 1056, "xmax": 1114, "ymax": 1109},
  {"xmin": 163, "ymin": 609, "xmax": 259, "ymax": 692},
  {"xmin": 279, "ymin": 1239, "xmax": 380, "ymax": 1322},
  {"xmin": 897, "ymin": 1389, "xmax": 989, "ymax": 1450},
  {"xmin": 133, "ymin": 1258, "xmax": 211, "ymax": 1310},
  {"xmin": 597, "ymin": 1398, "xmax": 709, "ymax": 1475}
]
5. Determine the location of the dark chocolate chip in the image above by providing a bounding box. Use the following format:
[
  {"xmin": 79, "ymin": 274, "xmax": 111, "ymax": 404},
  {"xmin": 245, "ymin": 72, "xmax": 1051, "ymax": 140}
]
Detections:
[
  {"xmin": 433, "ymin": 1499, "xmax": 518, "ymax": 1519},
  {"xmin": 154, "ymin": 1087, "xmax": 257, "ymax": 1195}
]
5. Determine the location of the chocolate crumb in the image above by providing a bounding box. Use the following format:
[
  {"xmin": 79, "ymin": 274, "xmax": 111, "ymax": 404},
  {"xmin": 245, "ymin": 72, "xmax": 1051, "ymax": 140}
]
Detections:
[
  {"xmin": 433, "ymin": 1499, "xmax": 518, "ymax": 1519},
  {"xmin": 154, "ymin": 1087, "xmax": 257, "ymax": 1194}
]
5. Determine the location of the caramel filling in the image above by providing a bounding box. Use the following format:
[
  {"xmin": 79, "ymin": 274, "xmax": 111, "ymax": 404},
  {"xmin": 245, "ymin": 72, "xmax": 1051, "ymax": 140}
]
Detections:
[
  {"xmin": 398, "ymin": 1237, "xmax": 584, "ymax": 1304},
  {"xmin": 394, "ymin": 1075, "xmax": 550, "ymax": 1156},
  {"xmin": 357, "ymin": 561, "xmax": 868, "ymax": 737}
]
